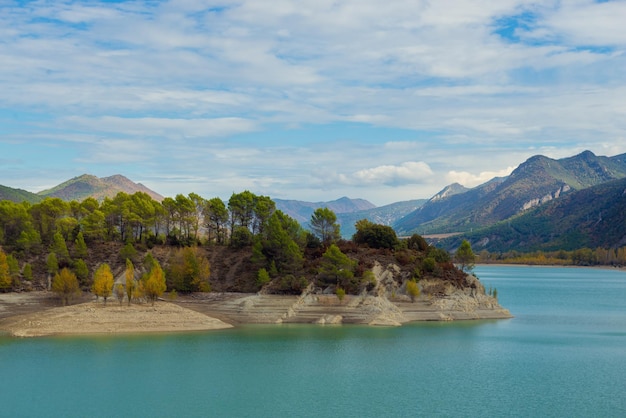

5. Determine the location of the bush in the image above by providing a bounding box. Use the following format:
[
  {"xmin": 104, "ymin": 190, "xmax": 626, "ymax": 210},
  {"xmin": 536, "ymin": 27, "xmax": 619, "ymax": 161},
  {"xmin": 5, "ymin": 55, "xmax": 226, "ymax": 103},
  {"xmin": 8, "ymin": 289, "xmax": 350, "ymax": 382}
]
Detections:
[{"xmin": 406, "ymin": 280, "xmax": 420, "ymax": 302}]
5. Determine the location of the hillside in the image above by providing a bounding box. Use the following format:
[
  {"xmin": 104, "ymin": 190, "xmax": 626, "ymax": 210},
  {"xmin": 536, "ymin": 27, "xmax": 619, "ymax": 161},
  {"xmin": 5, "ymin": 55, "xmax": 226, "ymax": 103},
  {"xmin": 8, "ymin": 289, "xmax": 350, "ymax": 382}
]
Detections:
[
  {"xmin": 37, "ymin": 174, "xmax": 164, "ymax": 202},
  {"xmin": 394, "ymin": 151, "xmax": 626, "ymax": 235},
  {"xmin": 440, "ymin": 177, "xmax": 626, "ymax": 252},
  {"xmin": 0, "ymin": 184, "xmax": 42, "ymax": 204}
]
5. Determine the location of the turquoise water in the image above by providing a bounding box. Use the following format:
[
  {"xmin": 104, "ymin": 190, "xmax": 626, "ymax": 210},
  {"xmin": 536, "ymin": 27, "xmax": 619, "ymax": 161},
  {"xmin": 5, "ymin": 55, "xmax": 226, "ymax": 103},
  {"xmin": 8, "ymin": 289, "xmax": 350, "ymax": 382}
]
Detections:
[{"xmin": 1, "ymin": 265, "xmax": 625, "ymax": 417}]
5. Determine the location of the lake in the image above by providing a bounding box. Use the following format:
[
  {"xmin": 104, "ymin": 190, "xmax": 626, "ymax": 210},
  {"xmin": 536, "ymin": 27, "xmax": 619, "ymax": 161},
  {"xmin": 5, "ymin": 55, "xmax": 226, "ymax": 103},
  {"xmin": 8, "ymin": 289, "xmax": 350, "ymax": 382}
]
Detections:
[{"xmin": 1, "ymin": 265, "xmax": 625, "ymax": 417}]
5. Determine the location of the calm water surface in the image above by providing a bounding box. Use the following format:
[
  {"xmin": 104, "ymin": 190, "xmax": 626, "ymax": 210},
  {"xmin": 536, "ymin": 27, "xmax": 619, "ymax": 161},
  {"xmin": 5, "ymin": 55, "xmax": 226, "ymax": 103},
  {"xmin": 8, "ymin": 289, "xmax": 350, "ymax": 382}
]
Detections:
[{"xmin": 1, "ymin": 265, "xmax": 625, "ymax": 417}]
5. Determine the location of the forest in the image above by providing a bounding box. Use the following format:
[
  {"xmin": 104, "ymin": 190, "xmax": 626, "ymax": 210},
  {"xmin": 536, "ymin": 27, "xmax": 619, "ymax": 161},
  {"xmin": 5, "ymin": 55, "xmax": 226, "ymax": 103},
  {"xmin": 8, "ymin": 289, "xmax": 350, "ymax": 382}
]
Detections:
[{"xmin": 0, "ymin": 191, "xmax": 470, "ymax": 301}]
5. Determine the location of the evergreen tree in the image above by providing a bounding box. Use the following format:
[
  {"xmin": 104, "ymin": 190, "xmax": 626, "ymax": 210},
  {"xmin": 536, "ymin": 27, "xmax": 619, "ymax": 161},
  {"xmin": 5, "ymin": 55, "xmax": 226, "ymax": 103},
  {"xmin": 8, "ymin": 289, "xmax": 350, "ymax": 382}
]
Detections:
[
  {"xmin": 455, "ymin": 240, "xmax": 476, "ymax": 273},
  {"xmin": 73, "ymin": 232, "xmax": 88, "ymax": 258},
  {"xmin": 310, "ymin": 207, "xmax": 341, "ymax": 245}
]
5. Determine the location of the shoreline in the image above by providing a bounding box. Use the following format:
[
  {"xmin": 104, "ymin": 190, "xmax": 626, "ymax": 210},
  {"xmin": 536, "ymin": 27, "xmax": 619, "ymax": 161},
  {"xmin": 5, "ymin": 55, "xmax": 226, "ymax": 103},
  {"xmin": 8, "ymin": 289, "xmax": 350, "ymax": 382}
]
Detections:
[{"xmin": 0, "ymin": 289, "xmax": 511, "ymax": 338}]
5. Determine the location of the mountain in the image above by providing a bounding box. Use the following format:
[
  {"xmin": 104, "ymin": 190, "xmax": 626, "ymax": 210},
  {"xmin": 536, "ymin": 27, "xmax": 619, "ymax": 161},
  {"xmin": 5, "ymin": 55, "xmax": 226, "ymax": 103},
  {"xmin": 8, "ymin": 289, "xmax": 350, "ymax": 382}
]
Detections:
[
  {"xmin": 0, "ymin": 184, "xmax": 42, "ymax": 204},
  {"xmin": 394, "ymin": 151, "xmax": 626, "ymax": 235},
  {"xmin": 336, "ymin": 199, "xmax": 426, "ymax": 238},
  {"xmin": 441, "ymin": 176, "xmax": 626, "ymax": 252},
  {"xmin": 37, "ymin": 174, "xmax": 164, "ymax": 202},
  {"xmin": 274, "ymin": 197, "xmax": 376, "ymax": 224}
]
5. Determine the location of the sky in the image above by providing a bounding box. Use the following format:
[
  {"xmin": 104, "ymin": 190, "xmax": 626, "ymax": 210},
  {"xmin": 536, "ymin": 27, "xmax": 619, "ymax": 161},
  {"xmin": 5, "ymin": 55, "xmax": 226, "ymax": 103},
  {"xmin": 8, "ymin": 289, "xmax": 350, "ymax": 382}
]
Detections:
[{"xmin": 2, "ymin": 0, "xmax": 626, "ymax": 206}]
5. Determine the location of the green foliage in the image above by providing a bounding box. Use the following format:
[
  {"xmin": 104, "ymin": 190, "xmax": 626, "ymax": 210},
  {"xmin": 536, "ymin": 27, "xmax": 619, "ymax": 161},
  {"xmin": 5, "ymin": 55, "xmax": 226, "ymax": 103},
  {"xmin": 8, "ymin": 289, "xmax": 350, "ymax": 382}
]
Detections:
[
  {"xmin": 230, "ymin": 226, "xmax": 253, "ymax": 248},
  {"xmin": 421, "ymin": 257, "xmax": 436, "ymax": 273},
  {"xmin": 310, "ymin": 207, "xmax": 341, "ymax": 245},
  {"xmin": 50, "ymin": 231, "xmax": 70, "ymax": 264},
  {"xmin": 6, "ymin": 254, "xmax": 20, "ymax": 280},
  {"xmin": 203, "ymin": 197, "xmax": 229, "ymax": 244},
  {"xmin": 72, "ymin": 258, "xmax": 90, "ymax": 286},
  {"xmin": 22, "ymin": 262, "xmax": 33, "ymax": 281},
  {"xmin": 407, "ymin": 234, "xmax": 429, "ymax": 251},
  {"xmin": 455, "ymin": 240, "xmax": 475, "ymax": 272},
  {"xmin": 52, "ymin": 267, "xmax": 81, "ymax": 305},
  {"xmin": 143, "ymin": 252, "xmax": 157, "ymax": 271},
  {"xmin": 257, "ymin": 268, "xmax": 271, "ymax": 287},
  {"xmin": 274, "ymin": 274, "xmax": 308, "ymax": 295},
  {"xmin": 73, "ymin": 232, "xmax": 88, "ymax": 258},
  {"xmin": 166, "ymin": 247, "xmax": 211, "ymax": 293},
  {"xmin": 255, "ymin": 211, "xmax": 304, "ymax": 274},
  {"xmin": 46, "ymin": 252, "xmax": 59, "ymax": 275},
  {"xmin": 362, "ymin": 269, "xmax": 376, "ymax": 291},
  {"xmin": 352, "ymin": 219, "xmax": 399, "ymax": 249},
  {"xmin": 428, "ymin": 247, "xmax": 451, "ymax": 263},
  {"xmin": 318, "ymin": 244, "xmax": 357, "ymax": 291},
  {"xmin": 336, "ymin": 287, "xmax": 346, "ymax": 302},
  {"xmin": 119, "ymin": 242, "xmax": 137, "ymax": 263}
]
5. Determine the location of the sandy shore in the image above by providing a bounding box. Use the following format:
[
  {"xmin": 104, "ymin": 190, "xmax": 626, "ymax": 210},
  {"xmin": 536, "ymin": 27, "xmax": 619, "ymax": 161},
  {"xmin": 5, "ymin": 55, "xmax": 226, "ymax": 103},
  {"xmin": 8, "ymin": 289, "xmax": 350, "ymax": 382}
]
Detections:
[
  {"xmin": 0, "ymin": 293, "xmax": 232, "ymax": 337},
  {"xmin": 0, "ymin": 288, "xmax": 511, "ymax": 338}
]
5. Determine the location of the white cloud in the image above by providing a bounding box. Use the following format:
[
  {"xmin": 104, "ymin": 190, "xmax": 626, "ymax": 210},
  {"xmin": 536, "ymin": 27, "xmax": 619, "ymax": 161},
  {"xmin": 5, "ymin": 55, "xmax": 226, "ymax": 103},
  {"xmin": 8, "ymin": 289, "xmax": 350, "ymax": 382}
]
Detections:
[
  {"xmin": 330, "ymin": 162, "xmax": 434, "ymax": 187},
  {"xmin": 446, "ymin": 167, "xmax": 516, "ymax": 188},
  {"xmin": 2, "ymin": 0, "xmax": 626, "ymax": 206}
]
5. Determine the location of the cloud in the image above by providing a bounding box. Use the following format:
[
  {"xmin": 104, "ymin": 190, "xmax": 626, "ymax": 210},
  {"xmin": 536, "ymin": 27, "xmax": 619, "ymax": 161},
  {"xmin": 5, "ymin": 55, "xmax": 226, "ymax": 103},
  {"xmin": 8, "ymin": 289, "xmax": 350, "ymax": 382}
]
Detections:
[
  {"xmin": 329, "ymin": 162, "xmax": 434, "ymax": 187},
  {"xmin": 446, "ymin": 167, "xmax": 516, "ymax": 188},
  {"xmin": 2, "ymin": 0, "xmax": 626, "ymax": 206}
]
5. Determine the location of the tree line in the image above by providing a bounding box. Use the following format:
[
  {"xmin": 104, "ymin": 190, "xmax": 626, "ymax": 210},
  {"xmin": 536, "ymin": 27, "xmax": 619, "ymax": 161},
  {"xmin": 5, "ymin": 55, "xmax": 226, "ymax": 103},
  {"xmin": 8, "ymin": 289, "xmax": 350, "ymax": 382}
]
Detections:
[{"xmin": 0, "ymin": 190, "xmax": 476, "ymax": 303}]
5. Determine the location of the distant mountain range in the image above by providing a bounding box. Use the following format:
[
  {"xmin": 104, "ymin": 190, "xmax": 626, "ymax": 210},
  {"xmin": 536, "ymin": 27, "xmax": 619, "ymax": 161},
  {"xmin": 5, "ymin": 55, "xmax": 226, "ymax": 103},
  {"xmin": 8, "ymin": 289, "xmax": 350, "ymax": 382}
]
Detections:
[
  {"xmin": 0, "ymin": 174, "xmax": 164, "ymax": 203},
  {"xmin": 441, "ymin": 176, "xmax": 626, "ymax": 252},
  {"xmin": 274, "ymin": 197, "xmax": 426, "ymax": 238},
  {"xmin": 394, "ymin": 150, "xmax": 626, "ymax": 236}
]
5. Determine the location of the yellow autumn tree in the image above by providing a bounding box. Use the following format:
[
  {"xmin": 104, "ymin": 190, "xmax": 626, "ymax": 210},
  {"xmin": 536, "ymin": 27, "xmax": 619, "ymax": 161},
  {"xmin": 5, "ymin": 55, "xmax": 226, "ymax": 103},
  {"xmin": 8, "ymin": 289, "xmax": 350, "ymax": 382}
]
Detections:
[
  {"xmin": 144, "ymin": 263, "xmax": 166, "ymax": 306},
  {"xmin": 125, "ymin": 258, "xmax": 135, "ymax": 306},
  {"xmin": 91, "ymin": 263, "xmax": 115, "ymax": 305},
  {"xmin": 52, "ymin": 268, "xmax": 81, "ymax": 306},
  {"xmin": 0, "ymin": 248, "xmax": 12, "ymax": 292}
]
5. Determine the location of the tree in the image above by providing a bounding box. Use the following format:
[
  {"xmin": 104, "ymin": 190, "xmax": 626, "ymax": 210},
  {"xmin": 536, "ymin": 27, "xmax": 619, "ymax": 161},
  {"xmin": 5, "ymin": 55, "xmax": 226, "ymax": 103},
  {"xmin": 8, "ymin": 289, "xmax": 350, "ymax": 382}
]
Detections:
[
  {"xmin": 125, "ymin": 258, "xmax": 135, "ymax": 306},
  {"xmin": 50, "ymin": 231, "xmax": 70, "ymax": 264},
  {"xmin": 92, "ymin": 263, "xmax": 115, "ymax": 305},
  {"xmin": 52, "ymin": 267, "xmax": 81, "ymax": 306},
  {"xmin": 0, "ymin": 248, "xmax": 11, "ymax": 292},
  {"xmin": 310, "ymin": 207, "xmax": 341, "ymax": 245},
  {"xmin": 352, "ymin": 219, "xmax": 399, "ymax": 249},
  {"xmin": 73, "ymin": 232, "xmax": 88, "ymax": 258},
  {"xmin": 22, "ymin": 262, "xmax": 33, "ymax": 281},
  {"xmin": 318, "ymin": 244, "xmax": 356, "ymax": 290},
  {"xmin": 203, "ymin": 197, "xmax": 229, "ymax": 244},
  {"xmin": 115, "ymin": 283, "xmax": 125, "ymax": 306},
  {"xmin": 166, "ymin": 247, "xmax": 211, "ymax": 293},
  {"xmin": 253, "ymin": 211, "xmax": 304, "ymax": 274},
  {"xmin": 257, "ymin": 268, "xmax": 270, "ymax": 287},
  {"xmin": 119, "ymin": 242, "xmax": 137, "ymax": 263},
  {"xmin": 144, "ymin": 262, "xmax": 166, "ymax": 305},
  {"xmin": 6, "ymin": 254, "xmax": 20, "ymax": 284},
  {"xmin": 46, "ymin": 252, "xmax": 59, "ymax": 276},
  {"xmin": 72, "ymin": 258, "xmax": 90, "ymax": 286},
  {"xmin": 455, "ymin": 240, "xmax": 475, "ymax": 273}
]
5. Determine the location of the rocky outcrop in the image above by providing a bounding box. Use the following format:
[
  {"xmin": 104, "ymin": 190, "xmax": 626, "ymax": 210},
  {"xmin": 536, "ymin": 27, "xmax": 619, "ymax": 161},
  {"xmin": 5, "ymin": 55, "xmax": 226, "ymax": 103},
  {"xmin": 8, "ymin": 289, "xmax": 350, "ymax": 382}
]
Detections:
[{"xmin": 176, "ymin": 262, "xmax": 511, "ymax": 326}]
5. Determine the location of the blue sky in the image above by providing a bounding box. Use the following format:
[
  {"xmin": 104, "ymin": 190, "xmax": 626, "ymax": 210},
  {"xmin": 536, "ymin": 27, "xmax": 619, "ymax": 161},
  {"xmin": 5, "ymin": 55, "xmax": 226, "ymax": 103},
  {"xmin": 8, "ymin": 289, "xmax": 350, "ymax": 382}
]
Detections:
[{"xmin": 2, "ymin": 0, "xmax": 626, "ymax": 206}]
